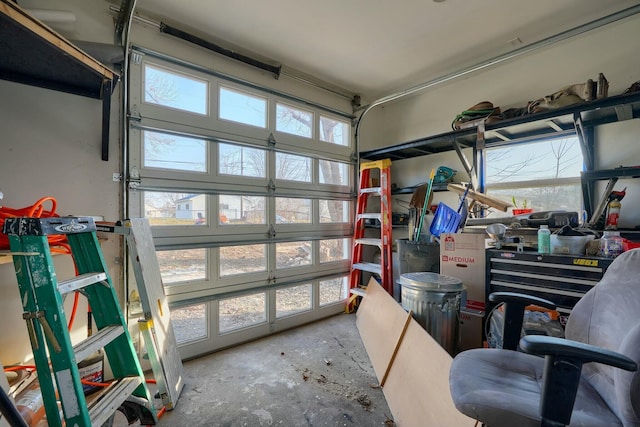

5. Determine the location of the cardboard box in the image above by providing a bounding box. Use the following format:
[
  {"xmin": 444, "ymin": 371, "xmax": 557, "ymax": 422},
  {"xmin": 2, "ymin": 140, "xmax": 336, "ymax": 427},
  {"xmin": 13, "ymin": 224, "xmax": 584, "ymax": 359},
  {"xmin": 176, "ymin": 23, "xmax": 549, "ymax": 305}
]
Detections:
[{"xmin": 440, "ymin": 233, "xmax": 488, "ymax": 310}]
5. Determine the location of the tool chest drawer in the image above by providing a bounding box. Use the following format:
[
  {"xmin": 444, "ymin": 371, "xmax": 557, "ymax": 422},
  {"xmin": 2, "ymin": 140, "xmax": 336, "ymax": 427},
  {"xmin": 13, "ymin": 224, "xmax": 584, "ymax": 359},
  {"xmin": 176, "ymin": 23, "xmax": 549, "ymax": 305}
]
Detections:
[{"xmin": 486, "ymin": 249, "xmax": 613, "ymax": 323}]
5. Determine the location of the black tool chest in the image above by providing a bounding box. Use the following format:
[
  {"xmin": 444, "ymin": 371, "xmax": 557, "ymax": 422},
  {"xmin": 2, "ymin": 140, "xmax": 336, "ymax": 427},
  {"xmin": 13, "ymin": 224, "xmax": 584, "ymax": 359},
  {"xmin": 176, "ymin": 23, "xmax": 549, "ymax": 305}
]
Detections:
[{"xmin": 486, "ymin": 249, "xmax": 614, "ymax": 324}]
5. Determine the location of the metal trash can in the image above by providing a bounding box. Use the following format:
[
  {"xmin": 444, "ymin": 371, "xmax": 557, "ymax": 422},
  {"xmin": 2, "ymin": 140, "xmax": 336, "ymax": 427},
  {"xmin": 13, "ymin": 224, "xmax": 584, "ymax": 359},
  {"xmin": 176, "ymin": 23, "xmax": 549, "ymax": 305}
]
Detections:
[{"xmin": 398, "ymin": 272, "xmax": 464, "ymax": 356}]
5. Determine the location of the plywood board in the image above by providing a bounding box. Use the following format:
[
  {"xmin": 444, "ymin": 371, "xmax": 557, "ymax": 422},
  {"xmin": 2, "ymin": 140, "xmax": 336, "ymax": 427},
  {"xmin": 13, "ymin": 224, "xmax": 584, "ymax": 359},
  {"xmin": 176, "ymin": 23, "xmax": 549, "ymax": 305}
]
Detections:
[
  {"xmin": 355, "ymin": 278, "xmax": 474, "ymax": 426},
  {"xmin": 383, "ymin": 320, "xmax": 475, "ymax": 426},
  {"xmin": 356, "ymin": 278, "xmax": 412, "ymax": 382}
]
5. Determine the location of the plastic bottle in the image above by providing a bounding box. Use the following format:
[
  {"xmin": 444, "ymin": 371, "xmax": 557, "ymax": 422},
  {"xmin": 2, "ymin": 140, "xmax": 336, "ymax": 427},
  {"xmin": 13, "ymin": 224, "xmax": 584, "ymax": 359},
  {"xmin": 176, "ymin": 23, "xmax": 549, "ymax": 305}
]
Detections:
[
  {"xmin": 605, "ymin": 199, "xmax": 621, "ymax": 230},
  {"xmin": 15, "ymin": 377, "xmax": 45, "ymax": 426},
  {"xmin": 600, "ymin": 231, "xmax": 623, "ymax": 258},
  {"xmin": 537, "ymin": 225, "xmax": 551, "ymax": 254}
]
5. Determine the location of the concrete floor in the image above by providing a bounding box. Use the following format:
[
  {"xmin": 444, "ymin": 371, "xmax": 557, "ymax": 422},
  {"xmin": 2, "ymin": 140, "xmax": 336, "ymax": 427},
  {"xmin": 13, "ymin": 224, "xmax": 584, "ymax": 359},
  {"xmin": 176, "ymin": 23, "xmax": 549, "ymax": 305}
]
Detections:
[{"xmin": 151, "ymin": 313, "xmax": 394, "ymax": 427}]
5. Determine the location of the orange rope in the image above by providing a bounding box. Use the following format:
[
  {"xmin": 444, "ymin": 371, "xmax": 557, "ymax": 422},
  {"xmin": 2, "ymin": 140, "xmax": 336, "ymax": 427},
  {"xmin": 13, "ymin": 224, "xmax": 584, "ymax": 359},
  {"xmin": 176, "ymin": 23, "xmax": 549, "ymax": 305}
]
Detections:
[
  {"xmin": 0, "ymin": 196, "xmax": 66, "ymax": 249},
  {"xmin": 3, "ymin": 365, "xmax": 37, "ymax": 372}
]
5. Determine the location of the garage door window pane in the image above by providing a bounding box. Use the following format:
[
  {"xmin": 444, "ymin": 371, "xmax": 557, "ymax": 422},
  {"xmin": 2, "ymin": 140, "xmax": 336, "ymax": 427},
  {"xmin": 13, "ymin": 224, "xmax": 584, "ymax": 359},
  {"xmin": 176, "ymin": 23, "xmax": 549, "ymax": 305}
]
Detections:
[
  {"xmin": 276, "ymin": 153, "xmax": 311, "ymax": 182},
  {"xmin": 219, "ymin": 86, "xmax": 267, "ymax": 128},
  {"xmin": 157, "ymin": 248, "xmax": 207, "ymax": 285},
  {"xmin": 219, "ymin": 143, "xmax": 266, "ymax": 178},
  {"xmin": 143, "ymin": 130, "xmax": 207, "ymax": 172},
  {"xmin": 276, "ymin": 197, "xmax": 311, "ymax": 224},
  {"xmin": 144, "ymin": 64, "xmax": 208, "ymax": 115},
  {"xmin": 219, "ymin": 195, "xmax": 266, "ymax": 224},
  {"xmin": 319, "ymin": 277, "xmax": 348, "ymax": 306},
  {"xmin": 276, "ymin": 284, "xmax": 312, "ymax": 318},
  {"xmin": 219, "ymin": 244, "xmax": 267, "ymax": 276},
  {"xmin": 319, "ymin": 160, "xmax": 349, "ymax": 186},
  {"xmin": 144, "ymin": 192, "xmax": 208, "ymax": 226},
  {"xmin": 276, "ymin": 103, "xmax": 312, "ymax": 138},
  {"xmin": 171, "ymin": 304, "xmax": 207, "ymax": 344},
  {"xmin": 219, "ymin": 293, "xmax": 267, "ymax": 333},
  {"xmin": 320, "ymin": 200, "xmax": 349, "ymax": 223},
  {"xmin": 320, "ymin": 116, "xmax": 350, "ymax": 146},
  {"xmin": 320, "ymin": 238, "xmax": 350, "ymax": 263},
  {"xmin": 276, "ymin": 242, "xmax": 312, "ymax": 269}
]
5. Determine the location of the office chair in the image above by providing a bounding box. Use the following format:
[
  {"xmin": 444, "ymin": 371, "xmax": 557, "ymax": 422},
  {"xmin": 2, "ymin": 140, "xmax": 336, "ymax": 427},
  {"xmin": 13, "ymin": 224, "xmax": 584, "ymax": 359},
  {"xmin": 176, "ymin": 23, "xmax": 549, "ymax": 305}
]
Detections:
[{"xmin": 449, "ymin": 248, "xmax": 640, "ymax": 427}]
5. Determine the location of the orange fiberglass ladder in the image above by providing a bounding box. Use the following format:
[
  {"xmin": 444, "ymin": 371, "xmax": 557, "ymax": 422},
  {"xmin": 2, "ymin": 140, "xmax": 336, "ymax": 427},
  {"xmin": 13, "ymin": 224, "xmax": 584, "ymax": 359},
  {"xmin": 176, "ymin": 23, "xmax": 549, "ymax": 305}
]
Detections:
[{"xmin": 349, "ymin": 159, "xmax": 393, "ymax": 302}]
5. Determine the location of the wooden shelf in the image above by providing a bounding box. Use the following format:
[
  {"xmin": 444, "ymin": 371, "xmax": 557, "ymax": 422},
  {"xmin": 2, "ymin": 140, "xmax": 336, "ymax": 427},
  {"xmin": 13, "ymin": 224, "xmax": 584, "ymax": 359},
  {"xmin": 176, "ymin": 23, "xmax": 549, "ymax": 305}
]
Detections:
[
  {"xmin": 0, "ymin": 250, "xmax": 38, "ymax": 265},
  {"xmin": 0, "ymin": 0, "xmax": 120, "ymax": 160}
]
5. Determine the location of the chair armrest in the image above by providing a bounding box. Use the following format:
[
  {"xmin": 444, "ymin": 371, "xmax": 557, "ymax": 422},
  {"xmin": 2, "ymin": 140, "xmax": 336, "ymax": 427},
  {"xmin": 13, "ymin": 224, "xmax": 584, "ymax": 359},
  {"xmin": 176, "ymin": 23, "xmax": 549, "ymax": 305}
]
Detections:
[
  {"xmin": 488, "ymin": 292, "xmax": 556, "ymax": 350},
  {"xmin": 520, "ymin": 335, "xmax": 637, "ymax": 425},
  {"xmin": 489, "ymin": 292, "xmax": 556, "ymax": 310},
  {"xmin": 520, "ymin": 335, "xmax": 637, "ymax": 371}
]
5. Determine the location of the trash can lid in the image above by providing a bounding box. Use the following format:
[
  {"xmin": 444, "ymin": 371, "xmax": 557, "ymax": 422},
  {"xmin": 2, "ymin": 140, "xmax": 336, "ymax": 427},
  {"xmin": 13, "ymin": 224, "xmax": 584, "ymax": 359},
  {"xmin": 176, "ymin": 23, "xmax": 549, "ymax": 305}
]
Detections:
[{"xmin": 398, "ymin": 272, "xmax": 463, "ymax": 291}]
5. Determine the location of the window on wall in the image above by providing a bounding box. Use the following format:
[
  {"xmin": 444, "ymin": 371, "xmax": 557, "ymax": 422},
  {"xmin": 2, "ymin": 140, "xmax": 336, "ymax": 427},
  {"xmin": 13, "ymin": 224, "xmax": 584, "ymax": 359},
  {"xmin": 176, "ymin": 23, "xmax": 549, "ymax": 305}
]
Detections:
[
  {"xmin": 129, "ymin": 49, "xmax": 354, "ymax": 356},
  {"xmin": 485, "ymin": 135, "xmax": 584, "ymax": 216}
]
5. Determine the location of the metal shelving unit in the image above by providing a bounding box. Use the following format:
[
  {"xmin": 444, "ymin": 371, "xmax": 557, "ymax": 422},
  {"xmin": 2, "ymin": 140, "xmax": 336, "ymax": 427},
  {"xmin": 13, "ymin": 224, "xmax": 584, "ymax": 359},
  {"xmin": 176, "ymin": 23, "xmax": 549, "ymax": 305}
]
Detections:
[
  {"xmin": 360, "ymin": 91, "xmax": 640, "ymax": 162},
  {"xmin": 360, "ymin": 91, "xmax": 640, "ymax": 199}
]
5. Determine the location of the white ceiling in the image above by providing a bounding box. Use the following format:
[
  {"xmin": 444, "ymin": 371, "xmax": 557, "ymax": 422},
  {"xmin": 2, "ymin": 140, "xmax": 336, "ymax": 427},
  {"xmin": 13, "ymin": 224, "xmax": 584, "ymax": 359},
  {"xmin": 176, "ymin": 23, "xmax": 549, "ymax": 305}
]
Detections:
[{"xmin": 134, "ymin": 0, "xmax": 640, "ymax": 100}]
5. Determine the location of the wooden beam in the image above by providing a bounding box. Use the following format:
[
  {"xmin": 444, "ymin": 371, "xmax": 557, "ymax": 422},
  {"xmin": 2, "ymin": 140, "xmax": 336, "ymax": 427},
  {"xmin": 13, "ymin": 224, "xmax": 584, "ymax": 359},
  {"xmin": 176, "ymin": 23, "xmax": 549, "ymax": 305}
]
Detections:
[{"xmin": 448, "ymin": 183, "xmax": 512, "ymax": 212}]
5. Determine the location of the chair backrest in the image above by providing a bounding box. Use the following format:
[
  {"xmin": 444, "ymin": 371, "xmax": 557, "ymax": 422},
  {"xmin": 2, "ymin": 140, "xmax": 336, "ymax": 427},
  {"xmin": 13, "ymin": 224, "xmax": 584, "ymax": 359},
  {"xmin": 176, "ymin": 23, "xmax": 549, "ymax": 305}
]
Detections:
[{"xmin": 566, "ymin": 248, "xmax": 640, "ymax": 425}]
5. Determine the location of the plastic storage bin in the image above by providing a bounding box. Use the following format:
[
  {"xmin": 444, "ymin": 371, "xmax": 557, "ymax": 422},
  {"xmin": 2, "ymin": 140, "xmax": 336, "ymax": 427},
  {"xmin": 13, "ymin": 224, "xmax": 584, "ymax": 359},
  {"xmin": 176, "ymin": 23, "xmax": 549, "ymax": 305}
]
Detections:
[
  {"xmin": 398, "ymin": 272, "xmax": 464, "ymax": 356},
  {"xmin": 550, "ymin": 234, "xmax": 595, "ymax": 255}
]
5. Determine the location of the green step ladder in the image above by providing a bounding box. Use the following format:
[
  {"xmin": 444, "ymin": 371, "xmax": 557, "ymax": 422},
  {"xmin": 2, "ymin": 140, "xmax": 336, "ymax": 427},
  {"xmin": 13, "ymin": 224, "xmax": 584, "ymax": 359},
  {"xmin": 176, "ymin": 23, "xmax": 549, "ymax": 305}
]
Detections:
[{"xmin": 3, "ymin": 216, "xmax": 157, "ymax": 427}]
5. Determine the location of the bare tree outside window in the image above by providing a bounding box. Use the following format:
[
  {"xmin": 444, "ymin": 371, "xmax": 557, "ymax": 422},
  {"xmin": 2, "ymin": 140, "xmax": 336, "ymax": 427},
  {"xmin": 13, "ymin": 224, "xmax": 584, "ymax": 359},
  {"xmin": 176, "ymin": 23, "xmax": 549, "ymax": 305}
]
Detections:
[
  {"xmin": 219, "ymin": 143, "xmax": 265, "ymax": 178},
  {"xmin": 144, "ymin": 64, "xmax": 207, "ymax": 114},
  {"xmin": 486, "ymin": 137, "xmax": 583, "ymax": 213}
]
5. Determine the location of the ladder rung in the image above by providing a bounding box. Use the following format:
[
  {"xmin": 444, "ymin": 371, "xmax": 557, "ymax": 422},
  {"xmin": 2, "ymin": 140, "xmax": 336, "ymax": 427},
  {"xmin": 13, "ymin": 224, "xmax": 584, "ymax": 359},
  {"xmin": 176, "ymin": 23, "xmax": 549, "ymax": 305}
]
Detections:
[
  {"xmin": 360, "ymin": 159, "xmax": 392, "ymax": 171},
  {"xmin": 350, "ymin": 287, "xmax": 367, "ymax": 297},
  {"xmin": 58, "ymin": 272, "xmax": 107, "ymax": 295},
  {"xmin": 355, "ymin": 238, "xmax": 382, "ymax": 247},
  {"xmin": 353, "ymin": 262, "xmax": 382, "ymax": 275},
  {"xmin": 74, "ymin": 325, "xmax": 124, "ymax": 362},
  {"xmin": 360, "ymin": 187, "xmax": 381, "ymax": 195},
  {"xmin": 357, "ymin": 213, "xmax": 381, "ymax": 221},
  {"xmin": 89, "ymin": 376, "xmax": 143, "ymax": 427}
]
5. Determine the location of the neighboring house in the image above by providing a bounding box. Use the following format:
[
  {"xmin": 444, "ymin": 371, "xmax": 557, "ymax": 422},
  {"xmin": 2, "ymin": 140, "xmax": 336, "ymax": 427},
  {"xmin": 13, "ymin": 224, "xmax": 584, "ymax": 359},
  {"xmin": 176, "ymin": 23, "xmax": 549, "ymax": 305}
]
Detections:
[
  {"xmin": 175, "ymin": 194, "xmax": 206, "ymax": 221},
  {"xmin": 145, "ymin": 202, "xmax": 175, "ymax": 218}
]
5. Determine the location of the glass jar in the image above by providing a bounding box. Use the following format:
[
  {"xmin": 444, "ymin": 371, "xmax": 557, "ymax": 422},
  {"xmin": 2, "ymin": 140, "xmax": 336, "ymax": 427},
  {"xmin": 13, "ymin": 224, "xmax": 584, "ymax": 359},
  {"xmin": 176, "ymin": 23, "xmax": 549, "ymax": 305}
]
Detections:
[{"xmin": 600, "ymin": 231, "xmax": 623, "ymax": 258}]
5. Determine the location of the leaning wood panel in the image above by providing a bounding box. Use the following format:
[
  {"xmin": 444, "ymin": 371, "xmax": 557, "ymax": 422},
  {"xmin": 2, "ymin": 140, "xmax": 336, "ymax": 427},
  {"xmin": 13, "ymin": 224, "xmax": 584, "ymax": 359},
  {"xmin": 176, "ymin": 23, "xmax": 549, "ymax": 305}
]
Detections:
[
  {"xmin": 383, "ymin": 320, "xmax": 475, "ymax": 426},
  {"xmin": 355, "ymin": 278, "xmax": 412, "ymax": 382}
]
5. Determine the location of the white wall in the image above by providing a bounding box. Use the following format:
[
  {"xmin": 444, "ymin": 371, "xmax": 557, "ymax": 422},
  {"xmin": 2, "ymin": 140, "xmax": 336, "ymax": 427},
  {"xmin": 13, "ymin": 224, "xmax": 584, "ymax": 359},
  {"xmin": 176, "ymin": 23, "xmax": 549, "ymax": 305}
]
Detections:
[
  {"xmin": 359, "ymin": 13, "xmax": 640, "ymax": 229},
  {"xmin": 0, "ymin": 0, "xmax": 122, "ymax": 364}
]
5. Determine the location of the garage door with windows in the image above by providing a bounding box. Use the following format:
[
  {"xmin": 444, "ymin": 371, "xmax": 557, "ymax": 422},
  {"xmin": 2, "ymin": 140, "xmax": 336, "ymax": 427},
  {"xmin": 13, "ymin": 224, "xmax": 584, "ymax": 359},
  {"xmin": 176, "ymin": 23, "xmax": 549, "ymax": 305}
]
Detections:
[{"xmin": 127, "ymin": 47, "xmax": 355, "ymax": 358}]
